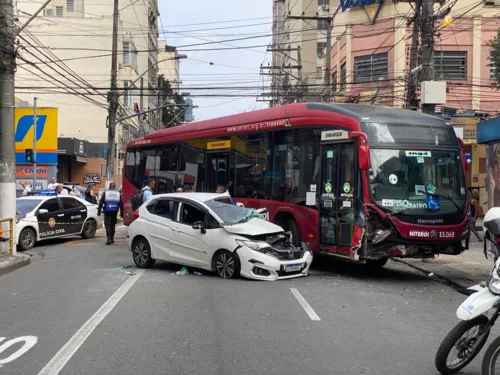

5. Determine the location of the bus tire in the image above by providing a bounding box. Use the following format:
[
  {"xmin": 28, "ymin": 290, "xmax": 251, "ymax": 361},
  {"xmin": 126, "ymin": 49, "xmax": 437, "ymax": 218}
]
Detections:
[
  {"xmin": 276, "ymin": 216, "xmax": 301, "ymax": 247},
  {"xmin": 365, "ymin": 258, "xmax": 388, "ymax": 268}
]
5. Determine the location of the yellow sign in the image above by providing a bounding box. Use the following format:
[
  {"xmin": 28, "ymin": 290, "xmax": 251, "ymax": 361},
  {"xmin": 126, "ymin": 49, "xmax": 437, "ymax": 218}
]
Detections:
[
  {"xmin": 15, "ymin": 107, "xmax": 58, "ymax": 164},
  {"xmin": 207, "ymin": 140, "xmax": 231, "ymax": 150}
]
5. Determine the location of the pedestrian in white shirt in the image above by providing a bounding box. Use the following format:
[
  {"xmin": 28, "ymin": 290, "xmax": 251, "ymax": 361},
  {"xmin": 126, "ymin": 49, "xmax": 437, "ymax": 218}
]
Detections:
[
  {"xmin": 21, "ymin": 181, "xmax": 31, "ymax": 196},
  {"xmin": 47, "ymin": 176, "xmax": 58, "ymax": 191},
  {"xmin": 56, "ymin": 184, "xmax": 68, "ymax": 195}
]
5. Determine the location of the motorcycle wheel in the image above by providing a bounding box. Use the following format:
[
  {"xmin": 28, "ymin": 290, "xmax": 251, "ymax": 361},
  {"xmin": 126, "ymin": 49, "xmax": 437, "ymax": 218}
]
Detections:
[
  {"xmin": 435, "ymin": 315, "xmax": 490, "ymax": 375},
  {"xmin": 481, "ymin": 335, "xmax": 500, "ymax": 374}
]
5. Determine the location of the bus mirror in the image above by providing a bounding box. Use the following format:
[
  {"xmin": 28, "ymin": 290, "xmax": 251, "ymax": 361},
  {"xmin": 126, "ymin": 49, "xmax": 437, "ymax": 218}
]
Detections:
[{"xmin": 358, "ymin": 145, "xmax": 370, "ymax": 170}]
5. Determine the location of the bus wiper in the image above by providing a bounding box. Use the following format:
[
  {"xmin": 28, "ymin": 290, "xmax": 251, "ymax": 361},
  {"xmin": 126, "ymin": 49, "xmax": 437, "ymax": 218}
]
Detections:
[{"xmin": 417, "ymin": 187, "xmax": 463, "ymax": 215}]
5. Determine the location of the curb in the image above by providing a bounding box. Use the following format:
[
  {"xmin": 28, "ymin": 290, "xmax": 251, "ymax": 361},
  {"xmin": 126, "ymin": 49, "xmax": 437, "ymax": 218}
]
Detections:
[
  {"xmin": 0, "ymin": 253, "xmax": 31, "ymax": 276},
  {"xmin": 391, "ymin": 258, "xmax": 469, "ymax": 295}
]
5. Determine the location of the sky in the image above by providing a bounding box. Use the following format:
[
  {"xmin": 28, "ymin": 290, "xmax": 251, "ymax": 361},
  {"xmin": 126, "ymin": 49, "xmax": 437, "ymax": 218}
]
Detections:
[{"xmin": 158, "ymin": 0, "xmax": 272, "ymax": 121}]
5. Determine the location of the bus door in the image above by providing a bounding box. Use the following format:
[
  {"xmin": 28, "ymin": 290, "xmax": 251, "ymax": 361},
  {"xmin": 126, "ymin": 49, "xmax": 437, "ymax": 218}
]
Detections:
[
  {"xmin": 318, "ymin": 142, "xmax": 356, "ymax": 254},
  {"xmin": 206, "ymin": 152, "xmax": 229, "ymax": 192}
]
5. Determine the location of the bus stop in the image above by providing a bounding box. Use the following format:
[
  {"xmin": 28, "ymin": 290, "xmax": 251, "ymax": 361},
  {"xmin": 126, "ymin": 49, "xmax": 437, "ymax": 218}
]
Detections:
[{"xmin": 477, "ymin": 116, "xmax": 500, "ymax": 209}]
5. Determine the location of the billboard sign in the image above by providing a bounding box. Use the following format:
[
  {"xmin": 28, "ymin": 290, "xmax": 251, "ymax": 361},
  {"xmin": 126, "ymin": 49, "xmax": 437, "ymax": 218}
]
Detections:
[
  {"xmin": 15, "ymin": 165, "xmax": 49, "ymax": 178},
  {"xmin": 15, "ymin": 107, "xmax": 58, "ymax": 164}
]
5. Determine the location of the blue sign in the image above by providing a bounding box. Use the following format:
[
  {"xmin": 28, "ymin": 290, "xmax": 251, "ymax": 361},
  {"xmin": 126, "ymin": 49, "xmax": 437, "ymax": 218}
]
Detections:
[
  {"xmin": 339, "ymin": 0, "xmax": 383, "ymax": 24},
  {"xmin": 426, "ymin": 194, "xmax": 440, "ymax": 211},
  {"xmin": 15, "ymin": 115, "xmax": 47, "ymax": 143}
]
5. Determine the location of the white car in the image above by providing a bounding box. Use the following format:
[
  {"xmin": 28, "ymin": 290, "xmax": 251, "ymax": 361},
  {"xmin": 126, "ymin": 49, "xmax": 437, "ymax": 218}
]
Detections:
[
  {"xmin": 127, "ymin": 193, "xmax": 313, "ymax": 280},
  {"xmin": 16, "ymin": 195, "xmax": 103, "ymax": 251}
]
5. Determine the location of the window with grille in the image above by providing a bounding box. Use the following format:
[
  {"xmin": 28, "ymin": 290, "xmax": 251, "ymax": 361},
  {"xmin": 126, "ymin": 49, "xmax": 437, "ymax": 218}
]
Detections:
[
  {"xmin": 123, "ymin": 81, "xmax": 134, "ymax": 108},
  {"xmin": 317, "ymin": 42, "xmax": 326, "ymax": 57},
  {"xmin": 318, "ymin": 0, "xmax": 329, "ymax": 6},
  {"xmin": 434, "ymin": 51, "xmax": 467, "ymax": 80},
  {"xmin": 45, "ymin": 8, "xmax": 54, "ymax": 16},
  {"xmin": 66, "ymin": 0, "xmax": 74, "ymax": 12},
  {"xmin": 316, "ymin": 66, "xmax": 323, "ymax": 80},
  {"xmin": 318, "ymin": 19, "xmax": 329, "ymax": 30},
  {"xmin": 490, "ymin": 51, "xmax": 497, "ymax": 80},
  {"xmin": 340, "ymin": 63, "xmax": 346, "ymax": 89},
  {"xmin": 55, "ymin": 6, "xmax": 63, "ymax": 17},
  {"xmin": 122, "ymin": 42, "xmax": 138, "ymax": 71},
  {"xmin": 332, "ymin": 71, "xmax": 338, "ymax": 92},
  {"xmin": 354, "ymin": 53, "xmax": 388, "ymax": 82}
]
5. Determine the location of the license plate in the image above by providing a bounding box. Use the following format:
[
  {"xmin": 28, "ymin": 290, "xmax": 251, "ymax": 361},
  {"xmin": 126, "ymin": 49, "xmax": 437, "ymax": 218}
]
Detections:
[{"xmin": 285, "ymin": 264, "xmax": 302, "ymax": 272}]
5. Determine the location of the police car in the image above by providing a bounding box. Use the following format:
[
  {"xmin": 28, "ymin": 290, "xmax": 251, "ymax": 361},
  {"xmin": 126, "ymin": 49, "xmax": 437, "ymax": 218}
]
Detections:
[{"xmin": 16, "ymin": 194, "xmax": 103, "ymax": 251}]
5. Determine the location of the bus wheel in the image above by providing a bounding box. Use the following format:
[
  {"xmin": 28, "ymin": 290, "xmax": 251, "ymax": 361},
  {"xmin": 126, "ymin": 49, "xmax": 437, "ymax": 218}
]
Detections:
[
  {"xmin": 366, "ymin": 258, "xmax": 388, "ymax": 268},
  {"xmin": 278, "ymin": 217, "xmax": 301, "ymax": 247}
]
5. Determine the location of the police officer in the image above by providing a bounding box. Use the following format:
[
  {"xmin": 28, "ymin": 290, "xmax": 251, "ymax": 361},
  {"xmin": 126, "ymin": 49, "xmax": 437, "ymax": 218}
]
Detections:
[{"xmin": 98, "ymin": 182, "xmax": 123, "ymax": 245}]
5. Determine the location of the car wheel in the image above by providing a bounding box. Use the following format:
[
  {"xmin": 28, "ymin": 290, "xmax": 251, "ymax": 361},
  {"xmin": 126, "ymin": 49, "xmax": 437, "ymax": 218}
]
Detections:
[
  {"xmin": 18, "ymin": 228, "xmax": 36, "ymax": 251},
  {"xmin": 214, "ymin": 250, "xmax": 240, "ymax": 279},
  {"xmin": 81, "ymin": 219, "xmax": 97, "ymax": 239},
  {"xmin": 132, "ymin": 237, "xmax": 155, "ymax": 269}
]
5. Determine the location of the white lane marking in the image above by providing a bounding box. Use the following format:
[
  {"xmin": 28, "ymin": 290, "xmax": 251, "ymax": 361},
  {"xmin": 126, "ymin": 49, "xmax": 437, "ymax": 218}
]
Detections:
[
  {"xmin": 37, "ymin": 269, "xmax": 145, "ymax": 375},
  {"xmin": 0, "ymin": 336, "xmax": 38, "ymax": 367},
  {"xmin": 290, "ymin": 288, "xmax": 321, "ymax": 321}
]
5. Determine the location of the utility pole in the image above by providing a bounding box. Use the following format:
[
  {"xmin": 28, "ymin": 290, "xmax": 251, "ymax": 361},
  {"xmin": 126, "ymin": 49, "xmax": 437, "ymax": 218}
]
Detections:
[
  {"xmin": 106, "ymin": 0, "xmax": 119, "ymax": 185},
  {"xmin": 406, "ymin": 1, "xmax": 421, "ymax": 110},
  {"xmin": 297, "ymin": 46, "xmax": 303, "ymax": 102},
  {"xmin": 420, "ymin": 0, "xmax": 435, "ymax": 115},
  {"xmin": 0, "ymin": 0, "xmax": 16, "ymax": 237},
  {"xmin": 32, "ymin": 97, "xmax": 38, "ymax": 191},
  {"xmin": 288, "ymin": 15, "xmax": 334, "ymax": 102}
]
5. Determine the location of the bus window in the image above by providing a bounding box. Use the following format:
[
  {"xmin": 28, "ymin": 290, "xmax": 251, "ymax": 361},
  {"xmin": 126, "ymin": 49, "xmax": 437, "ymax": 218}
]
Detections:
[{"xmin": 125, "ymin": 149, "xmax": 136, "ymax": 187}]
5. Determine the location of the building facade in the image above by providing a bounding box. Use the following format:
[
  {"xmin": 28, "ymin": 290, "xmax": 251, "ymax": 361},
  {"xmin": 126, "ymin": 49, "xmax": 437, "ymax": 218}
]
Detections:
[
  {"xmin": 16, "ymin": 0, "xmax": 159, "ymax": 187},
  {"xmin": 329, "ymin": 0, "xmax": 500, "ymax": 112}
]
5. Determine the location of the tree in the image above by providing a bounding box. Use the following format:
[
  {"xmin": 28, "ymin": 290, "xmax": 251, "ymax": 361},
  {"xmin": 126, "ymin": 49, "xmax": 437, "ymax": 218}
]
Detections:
[
  {"xmin": 488, "ymin": 28, "xmax": 500, "ymax": 90},
  {"xmin": 157, "ymin": 74, "xmax": 185, "ymax": 127}
]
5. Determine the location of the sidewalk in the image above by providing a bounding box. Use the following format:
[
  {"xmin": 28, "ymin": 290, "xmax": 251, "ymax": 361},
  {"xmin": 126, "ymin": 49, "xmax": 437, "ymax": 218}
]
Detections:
[
  {"xmin": 0, "ymin": 252, "xmax": 31, "ymax": 276},
  {"xmin": 395, "ymin": 240, "xmax": 492, "ymax": 291}
]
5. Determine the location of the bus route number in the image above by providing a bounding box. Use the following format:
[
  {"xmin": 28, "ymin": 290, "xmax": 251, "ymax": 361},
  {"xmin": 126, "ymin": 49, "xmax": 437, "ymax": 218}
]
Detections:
[{"xmin": 259, "ymin": 211, "xmax": 270, "ymax": 221}]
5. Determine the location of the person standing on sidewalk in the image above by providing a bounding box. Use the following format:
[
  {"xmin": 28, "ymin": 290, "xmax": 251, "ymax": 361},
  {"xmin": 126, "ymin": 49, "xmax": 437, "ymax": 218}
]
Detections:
[
  {"xmin": 98, "ymin": 182, "xmax": 123, "ymax": 245},
  {"xmin": 470, "ymin": 189, "xmax": 483, "ymax": 242}
]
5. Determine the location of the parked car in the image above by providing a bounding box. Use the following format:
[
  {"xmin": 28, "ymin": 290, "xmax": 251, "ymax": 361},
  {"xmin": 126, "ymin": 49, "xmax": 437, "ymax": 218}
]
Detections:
[
  {"xmin": 127, "ymin": 192, "xmax": 313, "ymax": 280},
  {"xmin": 16, "ymin": 195, "xmax": 103, "ymax": 250}
]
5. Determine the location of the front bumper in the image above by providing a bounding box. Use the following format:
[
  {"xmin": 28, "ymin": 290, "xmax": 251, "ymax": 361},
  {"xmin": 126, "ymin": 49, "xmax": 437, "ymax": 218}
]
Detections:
[{"xmin": 237, "ymin": 245, "xmax": 313, "ymax": 281}]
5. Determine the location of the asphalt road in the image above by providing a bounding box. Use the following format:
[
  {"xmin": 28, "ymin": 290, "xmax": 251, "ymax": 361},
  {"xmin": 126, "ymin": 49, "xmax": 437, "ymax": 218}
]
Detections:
[{"xmin": 0, "ymin": 227, "xmax": 489, "ymax": 375}]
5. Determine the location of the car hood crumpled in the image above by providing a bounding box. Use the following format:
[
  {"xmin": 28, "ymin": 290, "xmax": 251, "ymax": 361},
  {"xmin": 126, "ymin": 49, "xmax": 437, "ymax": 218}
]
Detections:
[{"xmin": 223, "ymin": 218, "xmax": 284, "ymax": 236}]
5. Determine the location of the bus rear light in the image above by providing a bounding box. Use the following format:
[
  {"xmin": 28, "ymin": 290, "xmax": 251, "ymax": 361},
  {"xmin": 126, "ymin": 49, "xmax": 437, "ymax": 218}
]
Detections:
[
  {"xmin": 308, "ymin": 234, "xmax": 314, "ymax": 239},
  {"xmin": 132, "ymin": 209, "xmax": 139, "ymax": 221}
]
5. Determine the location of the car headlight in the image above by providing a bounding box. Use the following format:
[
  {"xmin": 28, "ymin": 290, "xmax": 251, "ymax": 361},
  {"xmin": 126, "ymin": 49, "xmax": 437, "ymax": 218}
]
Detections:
[
  {"xmin": 488, "ymin": 261, "xmax": 500, "ymax": 294},
  {"xmin": 236, "ymin": 239, "xmax": 270, "ymax": 253}
]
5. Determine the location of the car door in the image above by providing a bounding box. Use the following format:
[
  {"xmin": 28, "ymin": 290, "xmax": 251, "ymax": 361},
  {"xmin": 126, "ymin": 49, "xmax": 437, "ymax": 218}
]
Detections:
[
  {"xmin": 170, "ymin": 201, "xmax": 211, "ymax": 267},
  {"xmin": 37, "ymin": 198, "xmax": 64, "ymax": 239},
  {"xmin": 60, "ymin": 197, "xmax": 88, "ymax": 234},
  {"xmin": 144, "ymin": 198, "xmax": 175, "ymax": 261}
]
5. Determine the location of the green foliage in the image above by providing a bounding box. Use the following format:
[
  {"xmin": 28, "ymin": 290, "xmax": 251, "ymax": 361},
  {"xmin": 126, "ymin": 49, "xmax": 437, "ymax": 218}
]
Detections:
[
  {"xmin": 488, "ymin": 28, "xmax": 500, "ymax": 90},
  {"xmin": 157, "ymin": 74, "xmax": 185, "ymax": 127}
]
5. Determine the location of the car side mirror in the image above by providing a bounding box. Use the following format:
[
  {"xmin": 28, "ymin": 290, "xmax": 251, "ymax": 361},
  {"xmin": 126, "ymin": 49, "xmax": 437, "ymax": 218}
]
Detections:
[
  {"xmin": 192, "ymin": 221, "xmax": 206, "ymax": 234},
  {"xmin": 39, "ymin": 209, "xmax": 48, "ymax": 214}
]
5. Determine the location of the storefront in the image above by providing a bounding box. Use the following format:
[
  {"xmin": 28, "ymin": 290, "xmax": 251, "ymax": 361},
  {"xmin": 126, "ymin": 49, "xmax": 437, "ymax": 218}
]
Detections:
[{"xmin": 477, "ymin": 117, "xmax": 500, "ymax": 209}]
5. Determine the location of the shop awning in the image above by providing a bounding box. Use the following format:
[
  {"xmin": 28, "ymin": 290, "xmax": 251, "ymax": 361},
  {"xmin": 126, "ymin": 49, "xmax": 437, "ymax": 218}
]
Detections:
[{"xmin": 477, "ymin": 117, "xmax": 500, "ymax": 144}]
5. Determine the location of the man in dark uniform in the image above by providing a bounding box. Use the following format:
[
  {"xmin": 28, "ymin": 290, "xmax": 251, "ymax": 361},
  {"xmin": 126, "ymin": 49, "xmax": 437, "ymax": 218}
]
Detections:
[{"xmin": 98, "ymin": 182, "xmax": 123, "ymax": 245}]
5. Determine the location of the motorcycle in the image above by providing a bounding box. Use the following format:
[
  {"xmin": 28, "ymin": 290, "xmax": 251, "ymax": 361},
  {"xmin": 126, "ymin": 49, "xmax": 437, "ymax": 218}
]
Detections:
[{"xmin": 435, "ymin": 207, "xmax": 500, "ymax": 375}]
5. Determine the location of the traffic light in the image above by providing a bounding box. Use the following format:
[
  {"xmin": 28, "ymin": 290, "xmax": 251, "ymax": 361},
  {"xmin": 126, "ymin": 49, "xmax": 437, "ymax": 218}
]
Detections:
[{"xmin": 25, "ymin": 149, "xmax": 34, "ymax": 163}]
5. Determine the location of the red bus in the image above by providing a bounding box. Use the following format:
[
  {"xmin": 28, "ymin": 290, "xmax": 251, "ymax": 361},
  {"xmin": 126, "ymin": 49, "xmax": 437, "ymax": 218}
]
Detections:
[{"xmin": 122, "ymin": 102, "xmax": 470, "ymax": 266}]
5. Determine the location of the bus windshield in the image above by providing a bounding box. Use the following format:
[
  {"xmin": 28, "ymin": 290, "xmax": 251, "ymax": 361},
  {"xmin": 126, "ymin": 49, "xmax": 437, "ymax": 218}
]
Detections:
[{"xmin": 369, "ymin": 149, "xmax": 467, "ymax": 215}]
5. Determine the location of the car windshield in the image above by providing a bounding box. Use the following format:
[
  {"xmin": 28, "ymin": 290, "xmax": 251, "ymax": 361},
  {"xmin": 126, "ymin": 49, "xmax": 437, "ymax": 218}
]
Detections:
[
  {"xmin": 205, "ymin": 198, "xmax": 258, "ymax": 225},
  {"xmin": 369, "ymin": 149, "xmax": 467, "ymax": 215},
  {"xmin": 16, "ymin": 198, "xmax": 43, "ymax": 216}
]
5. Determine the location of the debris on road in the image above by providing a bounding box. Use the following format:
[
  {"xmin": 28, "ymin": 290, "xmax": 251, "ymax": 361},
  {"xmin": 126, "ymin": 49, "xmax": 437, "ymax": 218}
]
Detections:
[
  {"xmin": 126, "ymin": 271, "xmax": 135, "ymax": 276},
  {"xmin": 176, "ymin": 266, "xmax": 189, "ymax": 275},
  {"xmin": 428, "ymin": 272, "xmax": 434, "ymax": 277},
  {"xmin": 193, "ymin": 271, "xmax": 202, "ymax": 276}
]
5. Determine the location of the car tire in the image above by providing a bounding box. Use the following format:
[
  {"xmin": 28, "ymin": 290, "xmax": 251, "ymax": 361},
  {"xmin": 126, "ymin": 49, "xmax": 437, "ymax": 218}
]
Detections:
[
  {"xmin": 18, "ymin": 227, "xmax": 36, "ymax": 251},
  {"xmin": 276, "ymin": 216, "xmax": 301, "ymax": 247},
  {"xmin": 214, "ymin": 250, "xmax": 240, "ymax": 279},
  {"xmin": 365, "ymin": 258, "xmax": 388, "ymax": 268},
  {"xmin": 81, "ymin": 219, "xmax": 97, "ymax": 239},
  {"xmin": 132, "ymin": 237, "xmax": 155, "ymax": 269}
]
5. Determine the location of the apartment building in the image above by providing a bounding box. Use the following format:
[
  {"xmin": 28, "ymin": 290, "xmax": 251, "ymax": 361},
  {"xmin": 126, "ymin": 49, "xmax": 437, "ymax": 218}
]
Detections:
[
  {"xmin": 158, "ymin": 41, "xmax": 180, "ymax": 90},
  {"xmin": 16, "ymin": 0, "xmax": 159, "ymax": 186},
  {"xmin": 270, "ymin": 0, "xmax": 333, "ymax": 104}
]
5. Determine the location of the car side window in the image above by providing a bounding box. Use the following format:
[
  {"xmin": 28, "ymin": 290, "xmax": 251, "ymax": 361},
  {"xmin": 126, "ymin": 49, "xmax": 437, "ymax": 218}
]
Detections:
[
  {"xmin": 60, "ymin": 197, "xmax": 85, "ymax": 210},
  {"xmin": 179, "ymin": 203, "xmax": 205, "ymax": 226},
  {"xmin": 149, "ymin": 199, "xmax": 174, "ymax": 219},
  {"xmin": 39, "ymin": 198, "xmax": 60, "ymax": 213}
]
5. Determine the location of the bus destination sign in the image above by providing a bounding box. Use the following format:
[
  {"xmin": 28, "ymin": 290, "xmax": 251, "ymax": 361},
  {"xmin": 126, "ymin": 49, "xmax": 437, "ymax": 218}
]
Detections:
[{"xmin": 321, "ymin": 130, "xmax": 349, "ymax": 141}]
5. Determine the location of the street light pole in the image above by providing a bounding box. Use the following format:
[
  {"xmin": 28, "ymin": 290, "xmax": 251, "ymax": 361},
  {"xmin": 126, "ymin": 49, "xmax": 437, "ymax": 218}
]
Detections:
[{"xmin": 106, "ymin": 0, "xmax": 119, "ymax": 186}]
